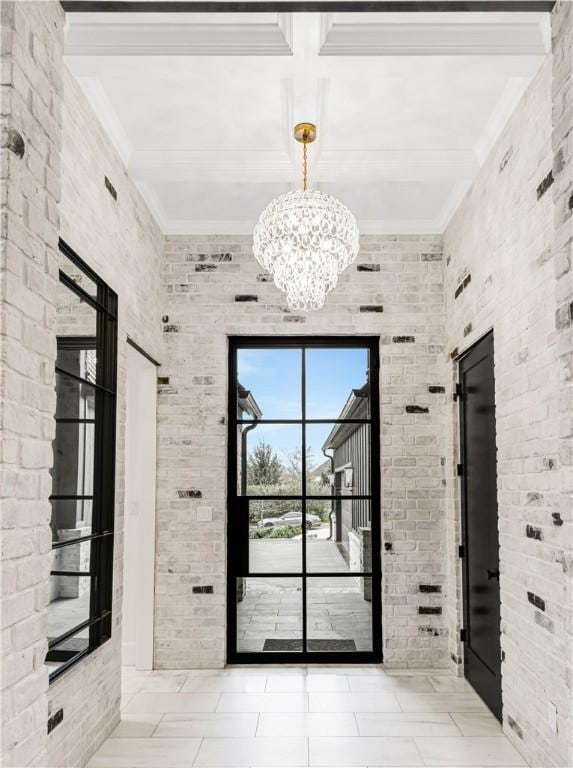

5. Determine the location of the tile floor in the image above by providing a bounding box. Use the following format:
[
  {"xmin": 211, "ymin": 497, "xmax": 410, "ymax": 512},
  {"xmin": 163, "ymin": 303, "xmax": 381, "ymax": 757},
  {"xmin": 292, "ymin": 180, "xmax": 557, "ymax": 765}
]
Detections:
[{"xmin": 86, "ymin": 666, "xmax": 527, "ymax": 768}]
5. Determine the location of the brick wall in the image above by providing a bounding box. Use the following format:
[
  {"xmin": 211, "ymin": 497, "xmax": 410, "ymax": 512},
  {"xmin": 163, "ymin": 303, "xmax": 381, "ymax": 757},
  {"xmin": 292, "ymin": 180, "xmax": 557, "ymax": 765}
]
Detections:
[
  {"xmin": 1, "ymin": 3, "xmax": 163, "ymax": 763},
  {"xmin": 156, "ymin": 234, "xmax": 449, "ymax": 669},
  {"xmin": 1, "ymin": 3, "xmax": 64, "ymax": 766},
  {"xmin": 443, "ymin": 37, "xmax": 572, "ymax": 768},
  {"xmin": 40, "ymin": 67, "xmax": 163, "ymax": 768}
]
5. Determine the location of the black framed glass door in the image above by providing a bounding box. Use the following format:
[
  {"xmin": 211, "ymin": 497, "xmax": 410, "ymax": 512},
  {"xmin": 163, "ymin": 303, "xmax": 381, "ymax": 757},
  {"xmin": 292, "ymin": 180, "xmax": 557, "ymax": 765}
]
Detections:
[{"xmin": 227, "ymin": 336, "xmax": 381, "ymax": 663}]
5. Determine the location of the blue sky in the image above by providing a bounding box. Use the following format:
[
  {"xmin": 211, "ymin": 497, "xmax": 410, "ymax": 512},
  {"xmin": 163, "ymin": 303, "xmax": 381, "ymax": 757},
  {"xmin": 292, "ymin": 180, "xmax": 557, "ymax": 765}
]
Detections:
[{"xmin": 238, "ymin": 347, "xmax": 368, "ymax": 465}]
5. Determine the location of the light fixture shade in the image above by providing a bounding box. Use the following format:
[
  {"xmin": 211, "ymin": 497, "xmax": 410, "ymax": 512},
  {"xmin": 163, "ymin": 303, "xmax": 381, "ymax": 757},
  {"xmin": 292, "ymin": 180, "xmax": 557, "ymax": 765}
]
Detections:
[{"xmin": 253, "ymin": 189, "xmax": 360, "ymax": 312}]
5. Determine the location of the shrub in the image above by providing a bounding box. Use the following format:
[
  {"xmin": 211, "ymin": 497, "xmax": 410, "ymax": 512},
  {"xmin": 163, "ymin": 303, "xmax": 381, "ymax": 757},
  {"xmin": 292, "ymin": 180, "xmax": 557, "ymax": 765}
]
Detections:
[{"xmin": 249, "ymin": 525, "xmax": 301, "ymax": 539}]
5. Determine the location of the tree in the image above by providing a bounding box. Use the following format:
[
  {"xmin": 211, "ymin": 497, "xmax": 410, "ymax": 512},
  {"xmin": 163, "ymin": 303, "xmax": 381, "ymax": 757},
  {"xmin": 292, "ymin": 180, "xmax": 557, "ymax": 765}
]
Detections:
[{"xmin": 247, "ymin": 441, "xmax": 283, "ymax": 487}]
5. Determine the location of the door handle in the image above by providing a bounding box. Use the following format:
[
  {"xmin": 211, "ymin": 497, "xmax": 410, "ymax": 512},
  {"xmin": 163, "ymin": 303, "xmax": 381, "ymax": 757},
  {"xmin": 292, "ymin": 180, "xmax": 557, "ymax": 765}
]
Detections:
[{"xmin": 487, "ymin": 568, "xmax": 500, "ymax": 581}]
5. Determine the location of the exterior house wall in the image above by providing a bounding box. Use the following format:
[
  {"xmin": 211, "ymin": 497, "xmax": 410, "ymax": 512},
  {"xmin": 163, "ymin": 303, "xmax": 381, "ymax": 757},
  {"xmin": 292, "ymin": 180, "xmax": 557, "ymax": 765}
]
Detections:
[
  {"xmin": 156, "ymin": 233, "xmax": 449, "ymax": 670},
  {"xmin": 443, "ymin": 30, "xmax": 572, "ymax": 768}
]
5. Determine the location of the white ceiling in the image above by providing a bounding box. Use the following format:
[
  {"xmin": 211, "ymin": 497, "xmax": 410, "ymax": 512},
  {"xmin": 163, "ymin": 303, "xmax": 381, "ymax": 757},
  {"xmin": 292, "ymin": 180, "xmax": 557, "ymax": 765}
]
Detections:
[{"xmin": 64, "ymin": 11, "xmax": 549, "ymax": 234}]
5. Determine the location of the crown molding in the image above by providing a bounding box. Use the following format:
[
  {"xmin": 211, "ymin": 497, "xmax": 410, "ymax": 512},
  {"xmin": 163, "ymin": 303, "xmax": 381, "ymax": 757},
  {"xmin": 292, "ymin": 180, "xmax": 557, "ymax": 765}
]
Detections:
[
  {"xmin": 74, "ymin": 76, "xmax": 134, "ymax": 166},
  {"xmin": 473, "ymin": 76, "xmax": 530, "ymax": 165},
  {"xmin": 129, "ymin": 148, "xmax": 478, "ymax": 182},
  {"xmin": 435, "ymin": 179, "xmax": 472, "ymax": 232},
  {"xmin": 319, "ymin": 12, "xmax": 549, "ymax": 56},
  {"xmin": 65, "ymin": 12, "xmax": 293, "ymax": 55}
]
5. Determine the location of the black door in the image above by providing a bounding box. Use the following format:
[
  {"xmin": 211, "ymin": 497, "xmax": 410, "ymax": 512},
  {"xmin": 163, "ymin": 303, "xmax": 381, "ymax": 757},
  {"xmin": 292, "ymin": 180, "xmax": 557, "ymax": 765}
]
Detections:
[
  {"xmin": 227, "ymin": 336, "xmax": 382, "ymax": 664},
  {"xmin": 459, "ymin": 331, "xmax": 502, "ymax": 720}
]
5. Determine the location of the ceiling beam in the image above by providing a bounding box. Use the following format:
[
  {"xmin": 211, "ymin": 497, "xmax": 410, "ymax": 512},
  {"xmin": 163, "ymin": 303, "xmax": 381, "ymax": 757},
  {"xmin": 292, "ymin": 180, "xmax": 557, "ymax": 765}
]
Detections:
[
  {"xmin": 61, "ymin": 2, "xmax": 556, "ymax": 13},
  {"xmin": 319, "ymin": 13, "xmax": 549, "ymax": 55},
  {"xmin": 65, "ymin": 12, "xmax": 293, "ymax": 55}
]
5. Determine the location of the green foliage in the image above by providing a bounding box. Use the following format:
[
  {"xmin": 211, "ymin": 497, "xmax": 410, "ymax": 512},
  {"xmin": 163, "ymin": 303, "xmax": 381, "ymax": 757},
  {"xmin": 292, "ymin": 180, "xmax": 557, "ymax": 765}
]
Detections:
[
  {"xmin": 249, "ymin": 525, "xmax": 301, "ymax": 539},
  {"xmin": 247, "ymin": 441, "xmax": 283, "ymax": 487}
]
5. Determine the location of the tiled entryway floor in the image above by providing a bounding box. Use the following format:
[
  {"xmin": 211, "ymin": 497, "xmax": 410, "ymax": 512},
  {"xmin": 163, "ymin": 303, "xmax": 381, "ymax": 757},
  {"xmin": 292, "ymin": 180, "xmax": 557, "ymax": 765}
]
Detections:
[{"xmin": 86, "ymin": 666, "xmax": 527, "ymax": 768}]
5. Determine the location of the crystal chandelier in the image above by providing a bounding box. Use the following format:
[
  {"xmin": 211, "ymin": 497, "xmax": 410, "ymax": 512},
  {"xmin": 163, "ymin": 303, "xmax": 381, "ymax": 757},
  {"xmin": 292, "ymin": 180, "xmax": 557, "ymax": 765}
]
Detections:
[{"xmin": 253, "ymin": 123, "xmax": 359, "ymax": 312}]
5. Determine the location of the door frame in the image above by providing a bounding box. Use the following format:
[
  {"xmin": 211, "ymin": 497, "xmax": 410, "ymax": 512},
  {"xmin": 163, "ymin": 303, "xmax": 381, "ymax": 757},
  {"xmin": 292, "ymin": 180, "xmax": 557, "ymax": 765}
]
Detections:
[
  {"xmin": 123, "ymin": 339, "xmax": 159, "ymax": 670},
  {"xmin": 226, "ymin": 335, "xmax": 382, "ymax": 664},
  {"xmin": 458, "ymin": 329, "xmax": 502, "ymax": 720}
]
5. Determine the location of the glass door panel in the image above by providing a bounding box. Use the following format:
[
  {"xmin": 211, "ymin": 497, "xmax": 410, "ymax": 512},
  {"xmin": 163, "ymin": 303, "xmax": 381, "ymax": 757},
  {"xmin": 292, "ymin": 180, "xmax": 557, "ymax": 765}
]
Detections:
[{"xmin": 228, "ymin": 338, "xmax": 381, "ymax": 663}]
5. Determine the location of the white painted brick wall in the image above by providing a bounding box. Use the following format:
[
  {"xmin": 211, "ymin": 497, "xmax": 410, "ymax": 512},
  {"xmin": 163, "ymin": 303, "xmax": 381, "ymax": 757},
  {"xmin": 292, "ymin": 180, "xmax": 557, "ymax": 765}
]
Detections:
[
  {"xmin": 2, "ymin": 3, "xmax": 571, "ymax": 768},
  {"xmin": 1, "ymin": 3, "xmax": 163, "ymax": 764},
  {"xmin": 156, "ymin": 234, "xmax": 449, "ymax": 670},
  {"xmin": 41, "ymin": 67, "xmax": 163, "ymax": 768},
  {"xmin": 1, "ymin": 3, "xmax": 64, "ymax": 766},
  {"xmin": 443, "ymin": 29, "xmax": 573, "ymax": 768}
]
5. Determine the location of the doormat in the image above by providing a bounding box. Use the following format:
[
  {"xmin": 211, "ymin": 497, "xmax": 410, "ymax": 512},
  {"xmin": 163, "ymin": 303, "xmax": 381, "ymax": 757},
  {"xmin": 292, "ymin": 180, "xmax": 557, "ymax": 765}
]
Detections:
[{"xmin": 263, "ymin": 638, "xmax": 356, "ymax": 651}]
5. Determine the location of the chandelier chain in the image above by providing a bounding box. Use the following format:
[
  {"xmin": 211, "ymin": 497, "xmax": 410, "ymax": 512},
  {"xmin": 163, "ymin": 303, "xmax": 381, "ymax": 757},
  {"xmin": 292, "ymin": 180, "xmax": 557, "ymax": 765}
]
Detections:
[{"xmin": 303, "ymin": 142, "xmax": 308, "ymax": 192}]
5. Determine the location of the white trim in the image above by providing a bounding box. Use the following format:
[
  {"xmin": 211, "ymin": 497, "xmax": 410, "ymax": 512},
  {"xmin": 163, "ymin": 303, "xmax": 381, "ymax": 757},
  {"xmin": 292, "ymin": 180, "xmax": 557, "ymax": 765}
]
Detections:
[
  {"xmin": 123, "ymin": 345, "xmax": 158, "ymax": 671},
  {"xmin": 74, "ymin": 76, "xmax": 133, "ymax": 167},
  {"xmin": 473, "ymin": 77, "xmax": 531, "ymax": 166},
  {"xmin": 435, "ymin": 180, "xmax": 473, "ymax": 233},
  {"xmin": 65, "ymin": 12, "xmax": 293, "ymax": 56},
  {"xmin": 319, "ymin": 12, "xmax": 549, "ymax": 57},
  {"xmin": 129, "ymin": 148, "xmax": 478, "ymax": 184}
]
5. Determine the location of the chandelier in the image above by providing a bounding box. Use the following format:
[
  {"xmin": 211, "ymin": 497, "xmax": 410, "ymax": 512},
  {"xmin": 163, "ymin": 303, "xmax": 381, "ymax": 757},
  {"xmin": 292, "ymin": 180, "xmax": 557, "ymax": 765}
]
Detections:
[{"xmin": 253, "ymin": 123, "xmax": 359, "ymax": 312}]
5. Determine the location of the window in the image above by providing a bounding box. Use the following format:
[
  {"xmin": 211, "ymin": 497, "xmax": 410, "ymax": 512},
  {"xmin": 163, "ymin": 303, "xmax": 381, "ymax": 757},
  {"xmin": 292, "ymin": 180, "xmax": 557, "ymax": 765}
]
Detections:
[{"xmin": 45, "ymin": 239, "xmax": 117, "ymax": 681}]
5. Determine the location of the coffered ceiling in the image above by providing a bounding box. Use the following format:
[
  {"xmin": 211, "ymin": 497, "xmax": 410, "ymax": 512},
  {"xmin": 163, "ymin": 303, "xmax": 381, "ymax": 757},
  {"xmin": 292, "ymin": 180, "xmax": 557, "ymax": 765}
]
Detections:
[{"xmin": 64, "ymin": 10, "xmax": 549, "ymax": 233}]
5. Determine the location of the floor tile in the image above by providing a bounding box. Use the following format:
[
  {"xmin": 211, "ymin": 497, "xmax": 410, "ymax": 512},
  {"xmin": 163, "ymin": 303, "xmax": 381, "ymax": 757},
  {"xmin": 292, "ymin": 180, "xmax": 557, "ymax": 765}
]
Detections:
[
  {"xmin": 194, "ymin": 736, "xmax": 309, "ymax": 766},
  {"xmin": 414, "ymin": 736, "xmax": 527, "ymax": 766},
  {"xmin": 216, "ymin": 692, "xmax": 309, "ymax": 712},
  {"xmin": 396, "ymin": 692, "xmax": 487, "ymax": 713},
  {"xmin": 123, "ymin": 692, "xmax": 220, "ymax": 714},
  {"xmin": 110, "ymin": 713, "xmax": 163, "ymax": 738},
  {"xmin": 428, "ymin": 675, "xmax": 474, "ymax": 693},
  {"xmin": 385, "ymin": 668, "xmax": 453, "ymax": 677},
  {"xmin": 348, "ymin": 675, "xmax": 434, "ymax": 693},
  {"xmin": 257, "ymin": 712, "xmax": 358, "ymax": 736},
  {"xmin": 309, "ymin": 692, "xmax": 401, "ymax": 713},
  {"xmin": 309, "ymin": 736, "xmax": 423, "ymax": 766},
  {"xmin": 86, "ymin": 737, "xmax": 201, "ymax": 767},
  {"xmin": 309, "ymin": 665, "xmax": 383, "ymax": 676},
  {"xmin": 154, "ymin": 712, "xmax": 258, "ymax": 737},
  {"xmin": 450, "ymin": 712, "xmax": 504, "ymax": 736},
  {"xmin": 181, "ymin": 675, "xmax": 266, "ymax": 693},
  {"xmin": 356, "ymin": 712, "xmax": 460, "ymax": 737},
  {"xmin": 137, "ymin": 673, "xmax": 188, "ymax": 693},
  {"xmin": 266, "ymin": 674, "xmax": 350, "ymax": 692}
]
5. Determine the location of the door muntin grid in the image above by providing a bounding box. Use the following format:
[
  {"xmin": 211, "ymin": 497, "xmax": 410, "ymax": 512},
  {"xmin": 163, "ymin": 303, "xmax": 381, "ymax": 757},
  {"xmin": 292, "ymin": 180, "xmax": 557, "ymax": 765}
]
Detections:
[{"xmin": 228, "ymin": 337, "xmax": 381, "ymax": 661}]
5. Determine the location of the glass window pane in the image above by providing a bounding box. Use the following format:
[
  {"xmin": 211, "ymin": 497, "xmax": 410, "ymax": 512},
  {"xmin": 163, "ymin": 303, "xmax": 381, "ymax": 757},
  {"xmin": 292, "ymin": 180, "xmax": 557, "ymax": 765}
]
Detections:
[
  {"xmin": 57, "ymin": 249, "xmax": 98, "ymax": 299},
  {"xmin": 50, "ymin": 500, "xmax": 93, "ymax": 543},
  {"xmin": 49, "ymin": 544, "xmax": 92, "ymax": 642},
  {"xmin": 306, "ymin": 348, "xmax": 370, "ymax": 420},
  {"xmin": 46, "ymin": 630, "xmax": 90, "ymax": 675},
  {"xmin": 239, "ymin": 424, "xmax": 302, "ymax": 496},
  {"xmin": 56, "ymin": 281, "xmax": 98, "ymax": 384},
  {"xmin": 237, "ymin": 577, "xmax": 302, "ymax": 653},
  {"xmin": 55, "ymin": 372, "xmax": 96, "ymax": 419},
  {"xmin": 51, "ymin": 422, "xmax": 95, "ymax": 497},
  {"xmin": 306, "ymin": 423, "xmax": 370, "ymax": 496},
  {"xmin": 249, "ymin": 500, "xmax": 303, "ymax": 574},
  {"xmin": 306, "ymin": 501, "xmax": 371, "ymax": 574},
  {"xmin": 237, "ymin": 348, "xmax": 301, "ymax": 420},
  {"xmin": 307, "ymin": 577, "xmax": 372, "ymax": 652}
]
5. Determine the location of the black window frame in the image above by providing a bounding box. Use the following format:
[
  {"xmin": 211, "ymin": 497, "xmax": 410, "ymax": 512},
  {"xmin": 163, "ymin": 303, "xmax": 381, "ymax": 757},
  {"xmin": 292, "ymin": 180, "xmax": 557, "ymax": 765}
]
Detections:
[
  {"xmin": 227, "ymin": 335, "xmax": 382, "ymax": 664},
  {"xmin": 46, "ymin": 238, "xmax": 118, "ymax": 683}
]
